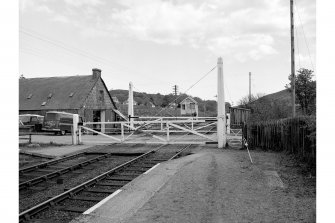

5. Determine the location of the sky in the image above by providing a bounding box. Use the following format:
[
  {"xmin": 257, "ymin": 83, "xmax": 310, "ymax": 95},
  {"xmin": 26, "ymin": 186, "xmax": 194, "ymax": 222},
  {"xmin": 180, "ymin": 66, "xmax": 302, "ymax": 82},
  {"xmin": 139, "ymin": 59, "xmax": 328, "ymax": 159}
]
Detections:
[{"xmin": 19, "ymin": 0, "xmax": 316, "ymax": 104}]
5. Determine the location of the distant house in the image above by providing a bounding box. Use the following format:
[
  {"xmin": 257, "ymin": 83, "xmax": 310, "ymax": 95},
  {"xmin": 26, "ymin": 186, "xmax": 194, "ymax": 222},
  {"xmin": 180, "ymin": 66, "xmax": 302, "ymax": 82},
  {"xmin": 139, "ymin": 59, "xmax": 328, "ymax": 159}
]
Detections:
[
  {"xmin": 112, "ymin": 96, "xmax": 120, "ymax": 104},
  {"xmin": 19, "ymin": 68, "xmax": 124, "ymax": 132},
  {"xmin": 123, "ymin": 99, "xmax": 137, "ymax": 106},
  {"xmin": 180, "ymin": 96, "xmax": 198, "ymax": 116}
]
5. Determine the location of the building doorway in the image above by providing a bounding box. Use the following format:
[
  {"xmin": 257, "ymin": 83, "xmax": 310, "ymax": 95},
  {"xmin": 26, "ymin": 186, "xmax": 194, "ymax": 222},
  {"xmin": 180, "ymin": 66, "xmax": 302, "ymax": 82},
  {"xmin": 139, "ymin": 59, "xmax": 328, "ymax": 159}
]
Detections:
[{"xmin": 93, "ymin": 110, "xmax": 101, "ymax": 134}]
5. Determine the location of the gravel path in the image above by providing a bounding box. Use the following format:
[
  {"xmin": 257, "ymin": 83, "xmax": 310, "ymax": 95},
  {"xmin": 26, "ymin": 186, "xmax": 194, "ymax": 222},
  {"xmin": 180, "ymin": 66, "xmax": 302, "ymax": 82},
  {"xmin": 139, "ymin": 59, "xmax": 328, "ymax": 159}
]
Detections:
[{"xmin": 122, "ymin": 148, "xmax": 315, "ymax": 223}]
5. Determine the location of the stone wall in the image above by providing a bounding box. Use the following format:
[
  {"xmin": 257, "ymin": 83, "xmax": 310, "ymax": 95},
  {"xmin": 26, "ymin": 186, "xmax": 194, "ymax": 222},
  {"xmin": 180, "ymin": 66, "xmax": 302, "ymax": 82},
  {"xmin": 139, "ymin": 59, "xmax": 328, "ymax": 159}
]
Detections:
[{"xmin": 82, "ymin": 78, "xmax": 116, "ymax": 122}]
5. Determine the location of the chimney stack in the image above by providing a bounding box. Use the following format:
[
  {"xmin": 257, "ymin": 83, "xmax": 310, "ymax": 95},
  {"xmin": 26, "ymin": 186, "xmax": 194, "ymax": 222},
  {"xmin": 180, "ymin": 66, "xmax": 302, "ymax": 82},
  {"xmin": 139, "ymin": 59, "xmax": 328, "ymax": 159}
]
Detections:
[{"xmin": 92, "ymin": 68, "xmax": 101, "ymax": 79}]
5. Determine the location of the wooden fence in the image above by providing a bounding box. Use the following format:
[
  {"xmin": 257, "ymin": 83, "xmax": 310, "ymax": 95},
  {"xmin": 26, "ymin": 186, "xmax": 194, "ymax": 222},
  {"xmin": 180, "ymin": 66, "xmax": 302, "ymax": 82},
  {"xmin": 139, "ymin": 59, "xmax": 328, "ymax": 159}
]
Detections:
[{"xmin": 243, "ymin": 116, "xmax": 316, "ymax": 165}]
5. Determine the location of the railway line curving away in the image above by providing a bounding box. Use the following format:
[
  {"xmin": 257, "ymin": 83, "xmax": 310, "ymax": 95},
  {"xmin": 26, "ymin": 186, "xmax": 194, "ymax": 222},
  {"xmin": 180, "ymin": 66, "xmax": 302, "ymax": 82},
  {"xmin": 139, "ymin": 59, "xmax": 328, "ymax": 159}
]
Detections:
[{"xmin": 19, "ymin": 144, "xmax": 194, "ymax": 223}]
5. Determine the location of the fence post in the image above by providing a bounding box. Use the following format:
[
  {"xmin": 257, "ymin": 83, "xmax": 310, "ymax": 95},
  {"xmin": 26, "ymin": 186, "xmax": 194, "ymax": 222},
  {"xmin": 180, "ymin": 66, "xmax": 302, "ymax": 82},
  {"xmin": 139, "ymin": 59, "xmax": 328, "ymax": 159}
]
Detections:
[{"xmin": 72, "ymin": 114, "xmax": 79, "ymax": 145}]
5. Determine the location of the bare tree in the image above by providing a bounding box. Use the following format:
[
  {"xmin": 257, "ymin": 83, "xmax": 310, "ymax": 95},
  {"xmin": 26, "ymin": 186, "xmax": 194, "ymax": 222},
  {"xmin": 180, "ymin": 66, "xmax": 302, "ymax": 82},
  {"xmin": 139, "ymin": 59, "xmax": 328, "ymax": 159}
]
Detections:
[{"xmin": 238, "ymin": 93, "xmax": 265, "ymax": 107}]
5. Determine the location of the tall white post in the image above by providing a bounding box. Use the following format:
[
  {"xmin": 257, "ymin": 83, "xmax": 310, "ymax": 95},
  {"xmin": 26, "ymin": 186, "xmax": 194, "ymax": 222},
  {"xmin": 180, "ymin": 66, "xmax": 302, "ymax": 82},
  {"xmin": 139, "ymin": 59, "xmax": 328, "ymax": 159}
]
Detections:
[
  {"xmin": 217, "ymin": 57, "xmax": 226, "ymax": 148},
  {"xmin": 128, "ymin": 82, "xmax": 134, "ymax": 128},
  {"xmin": 121, "ymin": 123, "xmax": 124, "ymax": 142},
  {"xmin": 167, "ymin": 122, "xmax": 170, "ymax": 142},
  {"xmin": 72, "ymin": 114, "xmax": 79, "ymax": 145},
  {"xmin": 160, "ymin": 118, "xmax": 163, "ymax": 131}
]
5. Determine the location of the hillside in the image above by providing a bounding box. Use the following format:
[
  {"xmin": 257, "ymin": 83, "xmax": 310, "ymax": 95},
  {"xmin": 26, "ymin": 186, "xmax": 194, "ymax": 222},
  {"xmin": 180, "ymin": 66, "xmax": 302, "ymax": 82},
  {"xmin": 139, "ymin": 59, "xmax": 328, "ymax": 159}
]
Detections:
[
  {"xmin": 252, "ymin": 89, "xmax": 291, "ymax": 106},
  {"xmin": 245, "ymin": 89, "xmax": 305, "ymax": 121},
  {"xmin": 262, "ymin": 89, "xmax": 291, "ymax": 103},
  {"xmin": 109, "ymin": 89, "xmax": 231, "ymax": 117}
]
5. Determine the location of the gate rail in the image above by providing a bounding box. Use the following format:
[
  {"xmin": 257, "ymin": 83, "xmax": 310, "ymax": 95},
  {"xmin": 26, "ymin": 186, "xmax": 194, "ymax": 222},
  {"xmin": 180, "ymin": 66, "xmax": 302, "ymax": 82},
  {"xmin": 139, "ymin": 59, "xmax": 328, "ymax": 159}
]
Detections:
[{"xmin": 79, "ymin": 117, "xmax": 218, "ymax": 145}]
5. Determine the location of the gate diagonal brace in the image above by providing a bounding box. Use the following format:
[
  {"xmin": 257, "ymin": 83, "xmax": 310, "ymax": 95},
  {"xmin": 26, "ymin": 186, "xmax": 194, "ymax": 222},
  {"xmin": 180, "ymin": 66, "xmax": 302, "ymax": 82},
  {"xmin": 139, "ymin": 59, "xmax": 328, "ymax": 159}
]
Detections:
[
  {"xmin": 81, "ymin": 126, "xmax": 121, "ymax": 142},
  {"xmin": 123, "ymin": 123, "xmax": 167, "ymax": 142},
  {"xmin": 169, "ymin": 123, "xmax": 216, "ymax": 142},
  {"xmin": 194, "ymin": 122, "xmax": 216, "ymax": 131}
]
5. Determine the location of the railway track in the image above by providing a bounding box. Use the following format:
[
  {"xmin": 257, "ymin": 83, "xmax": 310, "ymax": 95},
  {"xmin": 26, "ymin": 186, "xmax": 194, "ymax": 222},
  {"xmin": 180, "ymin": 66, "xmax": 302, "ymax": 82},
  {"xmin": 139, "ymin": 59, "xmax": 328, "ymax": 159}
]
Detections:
[
  {"xmin": 19, "ymin": 153, "xmax": 53, "ymax": 169},
  {"xmin": 19, "ymin": 151, "xmax": 141, "ymax": 191},
  {"xmin": 19, "ymin": 144, "xmax": 193, "ymax": 222}
]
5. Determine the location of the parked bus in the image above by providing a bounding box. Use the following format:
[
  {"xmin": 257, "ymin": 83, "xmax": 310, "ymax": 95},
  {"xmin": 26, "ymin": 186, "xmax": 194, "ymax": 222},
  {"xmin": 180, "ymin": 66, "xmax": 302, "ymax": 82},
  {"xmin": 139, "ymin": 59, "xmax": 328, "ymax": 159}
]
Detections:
[{"xmin": 42, "ymin": 111, "xmax": 83, "ymax": 135}]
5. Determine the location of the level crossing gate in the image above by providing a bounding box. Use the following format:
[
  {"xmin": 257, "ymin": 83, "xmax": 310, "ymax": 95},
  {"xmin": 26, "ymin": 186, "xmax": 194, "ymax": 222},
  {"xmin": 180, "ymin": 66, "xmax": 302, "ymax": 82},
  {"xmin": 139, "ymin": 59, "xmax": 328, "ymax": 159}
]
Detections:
[
  {"xmin": 77, "ymin": 116, "xmax": 242, "ymax": 147},
  {"xmin": 78, "ymin": 117, "xmax": 219, "ymax": 145}
]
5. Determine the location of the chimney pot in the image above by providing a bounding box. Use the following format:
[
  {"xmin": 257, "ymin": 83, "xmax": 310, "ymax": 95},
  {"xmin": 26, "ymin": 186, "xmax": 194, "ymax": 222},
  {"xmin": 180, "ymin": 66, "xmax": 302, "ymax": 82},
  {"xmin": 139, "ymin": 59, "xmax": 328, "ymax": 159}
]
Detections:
[{"xmin": 92, "ymin": 68, "xmax": 101, "ymax": 79}]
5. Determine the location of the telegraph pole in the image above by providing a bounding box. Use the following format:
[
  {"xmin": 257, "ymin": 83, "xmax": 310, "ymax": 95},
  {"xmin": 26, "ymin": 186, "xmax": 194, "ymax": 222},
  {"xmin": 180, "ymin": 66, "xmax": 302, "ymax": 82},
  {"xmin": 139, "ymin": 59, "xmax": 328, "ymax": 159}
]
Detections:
[
  {"xmin": 249, "ymin": 72, "xmax": 251, "ymax": 102},
  {"xmin": 290, "ymin": 0, "xmax": 296, "ymax": 117},
  {"xmin": 172, "ymin": 85, "xmax": 179, "ymax": 109},
  {"xmin": 172, "ymin": 85, "xmax": 179, "ymax": 96}
]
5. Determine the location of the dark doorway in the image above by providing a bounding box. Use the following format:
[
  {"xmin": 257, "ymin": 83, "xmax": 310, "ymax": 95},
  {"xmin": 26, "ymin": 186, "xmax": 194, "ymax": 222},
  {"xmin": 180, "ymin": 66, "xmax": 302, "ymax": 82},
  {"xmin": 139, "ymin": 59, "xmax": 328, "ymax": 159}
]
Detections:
[{"xmin": 93, "ymin": 110, "xmax": 101, "ymax": 134}]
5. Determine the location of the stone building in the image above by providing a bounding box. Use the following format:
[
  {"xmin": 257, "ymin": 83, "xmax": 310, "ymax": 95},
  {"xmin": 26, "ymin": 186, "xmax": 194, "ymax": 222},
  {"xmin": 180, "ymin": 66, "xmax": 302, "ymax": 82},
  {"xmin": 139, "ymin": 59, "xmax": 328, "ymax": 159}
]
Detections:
[{"xmin": 19, "ymin": 68, "xmax": 123, "ymax": 132}]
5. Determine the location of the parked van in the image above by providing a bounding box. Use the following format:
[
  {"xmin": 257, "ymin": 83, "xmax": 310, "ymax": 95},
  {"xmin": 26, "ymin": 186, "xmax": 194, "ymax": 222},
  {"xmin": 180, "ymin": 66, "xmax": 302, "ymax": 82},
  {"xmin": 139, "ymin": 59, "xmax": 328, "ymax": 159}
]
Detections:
[
  {"xmin": 42, "ymin": 111, "xmax": 83, "ymax": 135},
  {"xmin": 19, "ymin": 114, "xmax": 44, "ymax": 132}
]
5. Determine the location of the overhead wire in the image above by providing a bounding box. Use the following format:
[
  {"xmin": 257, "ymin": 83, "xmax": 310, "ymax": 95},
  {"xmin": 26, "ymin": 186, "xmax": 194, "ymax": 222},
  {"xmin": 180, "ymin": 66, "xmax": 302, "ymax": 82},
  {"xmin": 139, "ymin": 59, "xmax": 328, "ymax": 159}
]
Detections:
[
  {"xmin": 20, "ymin": 27, "xmax": 173, "ymax": 82},
  {"xmin": 294, "ymin": 0, "xmax": 315, "ymax": 71},
  {"xmin": 19, "ymin": 47, "xmax": 83, "ymax": 72},
  {"xmin": 154, "ymin": 66, "xmax": 217, "ymax": 117},
  {"xmin": 295, "ymin": 25, "xmax": 302, "ymax": 69}
]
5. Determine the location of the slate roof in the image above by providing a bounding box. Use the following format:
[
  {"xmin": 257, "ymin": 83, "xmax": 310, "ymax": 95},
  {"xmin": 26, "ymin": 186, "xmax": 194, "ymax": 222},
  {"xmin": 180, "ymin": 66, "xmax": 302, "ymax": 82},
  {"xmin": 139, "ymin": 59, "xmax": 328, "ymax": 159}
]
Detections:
[
  {"xmin": 180, "ymin": 96, "xmax": 198, "ymax": 104},
  {"xmin": 19, "ymin": 75, "xmax": 98, "ymax": 110}
]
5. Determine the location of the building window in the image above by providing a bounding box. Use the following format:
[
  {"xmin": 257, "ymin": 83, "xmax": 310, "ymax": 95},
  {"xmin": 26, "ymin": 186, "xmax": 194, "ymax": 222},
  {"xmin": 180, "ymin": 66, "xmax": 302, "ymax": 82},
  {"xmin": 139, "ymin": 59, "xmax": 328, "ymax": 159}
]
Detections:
[
  {"xmin": 182, "ymin": 104, "xmax": 185, "ymax": 110},
  {"xmin": 99, "ymin": 90, "xmax": 104, "ymax": 102}
]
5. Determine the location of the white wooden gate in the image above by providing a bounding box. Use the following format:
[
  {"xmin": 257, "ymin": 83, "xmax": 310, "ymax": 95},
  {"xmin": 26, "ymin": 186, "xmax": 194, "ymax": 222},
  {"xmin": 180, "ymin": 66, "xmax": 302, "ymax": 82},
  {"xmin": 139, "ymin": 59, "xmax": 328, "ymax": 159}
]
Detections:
[{"xmin": 78, "ymin": 117, "xmax": 218, "ymax": 145}]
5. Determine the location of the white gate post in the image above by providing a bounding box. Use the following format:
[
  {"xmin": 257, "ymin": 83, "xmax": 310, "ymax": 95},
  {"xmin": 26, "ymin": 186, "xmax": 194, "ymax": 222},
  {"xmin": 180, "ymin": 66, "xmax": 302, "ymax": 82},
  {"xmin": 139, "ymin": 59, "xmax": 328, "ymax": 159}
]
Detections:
[
  {"xmin": 160, "ymin": 118, "xmax": 163, "ymax": 131},
  {"xmin": 101, "ymin": 110, "xmax": 106, "ymax": 133},
  {"xmin": 217, "ymin": 57, "xmax": 226, "ymax": 148},
  {"xmin": 78, "ymin": 126, "xmax": 82, "ymax": 144},
  {"xmin": 167, "ymin": 122, "xmax": 170, "ymax": 142},
  {"xmin": 128, "ymin": 82, "xmax": 134, "ymax": 129},
  {"xmin": 121, "ymin": 123, "xmax": 124, "ymax": 142},
  {"xmin": 72, "ymin": 114, "xmax": 79, "ymax": 145}
]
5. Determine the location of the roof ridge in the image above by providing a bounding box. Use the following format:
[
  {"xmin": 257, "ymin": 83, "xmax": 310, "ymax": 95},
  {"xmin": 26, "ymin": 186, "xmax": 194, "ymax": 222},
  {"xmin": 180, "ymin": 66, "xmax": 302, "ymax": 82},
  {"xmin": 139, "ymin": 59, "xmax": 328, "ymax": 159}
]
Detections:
[{"xmin": 21, "ymin": 75, "xmax": 91, "ymax": 80}]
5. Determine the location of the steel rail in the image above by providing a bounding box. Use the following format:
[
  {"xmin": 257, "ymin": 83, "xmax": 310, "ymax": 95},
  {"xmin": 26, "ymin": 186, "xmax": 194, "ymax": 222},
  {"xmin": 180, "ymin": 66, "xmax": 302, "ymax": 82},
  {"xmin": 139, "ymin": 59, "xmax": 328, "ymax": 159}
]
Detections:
[
  {"xmin": 168, "ymin": 144, "xmax": 192, "ymax": 160},
  {"xmin": 19, "ymin": 144, "xmax": 168, "ymax": 222},
  {"xmin": 19, "ymin": 152, "xmax": 89, "ymax": 174},
  {"xmin": 19, "ymin": 152, "xmax": 140, "ymax": 190}
]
